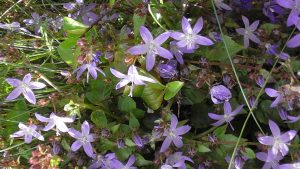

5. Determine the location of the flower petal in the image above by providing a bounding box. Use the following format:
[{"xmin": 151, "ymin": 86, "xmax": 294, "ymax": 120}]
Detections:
[
  {"xmin": 171, "ymin": 114, "xmax": 178, "ymax": 129},
  {"xmin": 140, "ymin": 26, "xmax": 153, "ymax": 43},
  {"xmin": 224, "ymin": 101, "xmax": 232, "ymax": 114},
  {"xmin": 236, "ymin": 28, "xmax": 245, "ymax": 35},
  {"xmin": 181, "ymin": 17, "xmax": 193, "ymax": 34},
  {"xmin": 258, "ymin": 136, "xmax": 274, "ymax": 145},
  {"xmin": 173, "ymin": 136, "xmax": 183, "ymax": 148},
  {"xmin": 22, "ymin": 87, "xmax": 36, "ymax": 104},
  {"xmin": 71, "ymin": 140, "xmax": 82, "ymax": 151},
  {"xmin": 6, "ymin": 87, "xmax": 22, "ymax": 101},
  {"xmin": 170, "ymin": 32, "xmax": 185, "ymax": 40},
  {"xmin": 269, "ymin": 120, "xmax": 281, "ymax": 137},
  {"xmin": 242, "ymin": 16, "xmax": 250, "ymax": 28},
  {"xmin": 29, "ymin": 82, "xmax": 46, "ymax": 89},
  {"xmin": 125, "ymin": 155, "xmax": 136, "ymax": 167},
  {"xmin": 6, "ymin": 78, "xmax": 21, "ymax": 87},
  {"xmin": 43, "ymin": 121, "xmax": 55, "ymax": 131},
  {"xmin": 231, "ymin": 104, "xmax": 244, "ymax": 116},
  {"xmin": 68, "ymin": 128, "xmax": 82, "ymax": 138},
  {"xmin": 137, "ymin": 75, "xmax": 156, "ymax": 83},
  {"xmin": 249, "ymin": 20, "xmax": 260, "ymax": 31},
  {"xmin": 23, "ymin": 74, "xmax": 32, "ymax": 83},
  {"xmin": 244, "ymin": 36, "xmax": 249, "ymax": 48},
  {"xmin": 157, "ymin": 47, "xmax": 173, "ymax": 59},
  {"xmin": 192, "ymin": 17, "xmax": 203, "ymax": 34},
  {"xmin": 146, "ymin": 52, "xmax": 156, "ymax": 71},
  {"xmin": 127, "ymin": 44, "xmax": 148, "ymax": 55},
  {"xmin": 211, "ymin": 119, "xmax": 226, "ymax": 126},
  {"xmin": 249, "ymin": 33, "xmax": 261, "ymax": 44},
  {"xmin": 116, "ymin": 79, "xmax": 130, "ymax": 89},
  {"xmin": 154, "ymin": 32, "xmax": 170, "ymax": 45},
  {"xmin": 208, "ymin": 113, "xmax": 223, "ymax": 120},
  {"xmin": 287, "ymin": 33, "xmax": 300, "ymax": 48},
  {"xmin": 160, "ymin": 136, "xmax": 172, "ymax": 152},
  {"xmin": 110, "ymin": 68, "xmax": 126, "ymax": 78},
  {"xmin": 82, "ymin": 121, "xmax": 90, "ymax": 135},
  {"xmin": 24, "ymin": 134, "xmax": 33, "ymax": 143},
  {"xmin": 280, "ymin": 130, "xmax": 297, "ymax": 142},
  {"xmin": 276, "ymin": 0, "xmax": 293, "ymax": 9},
  {"xmin": 175, "ymin": 125, "xmax": 191, "ymax": 135},
  {"xmin": 35, "ymin": 113, "xmax": 49, "ymax": 122},
  {"xmin": 83, "ymin": 142, "xmax": 94, "ymax": 157},
  {"xmin": 265, "ymin": 88, "xmax": 280, "ymax": 97},
  {"xmin": 195, "ymin": 35, "xmax": 214, "ymax": 46}
]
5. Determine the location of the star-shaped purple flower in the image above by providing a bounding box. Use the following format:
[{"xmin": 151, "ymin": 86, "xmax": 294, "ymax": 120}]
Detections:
[
  {"xmin": 110, "ymin": 65, "xmax": 156, "ymax": 97},
  {"xmin": 265, "ymin": 88, "xmax": 283, "ymax": 108},
  {"xmin": 169, "ymin": 41, "xmax": 194, "ymax": 64},
  {"xmin": 23, "ymin": 12, "xmax": 43, "ymax": 35},
  {"xmin": 6, "ymin": 73, "xmax": 46, "ymax": 104},
  {"xmin": 276, "ymin": 0, "xmax": 300, "ymax": 26},
  {"xmin": 10, "ymin": 123, "xmax": 44, "ymax": 143},
  {"xmin": 73, "ymin": 61, "xmax": 106, "ymax": 82},
  {"xmin": 171, "ymin": 17, "xmax": 214, "ymax": 50},
  {"xmin": 258, "ymin": 120, "xmax": 297, "ymax": 157},
  {"xmin": 256, "ymin": 150, "xmax": 283, "ymax": 169},
  {"xmin": 127, "ymin": 26, "xmax": 172, "ymax": 71},
  {"xmin": 208, "ymin": 101, "xmax": 244, "ymax": 130},
  {"xmin": 279, "ymin": 162, "xmax": 300, "ymax": 169},
  {"xmin": 236, "ymin": 16, "xmax": 261, "ymax": 48},
  {"xmin": 89, "ymin": 153, "xmax": 122, "ymax": 169},
  {"xmin": 68, "ymin": 121, "xmax": 95, "ymax": 157},
  {"xmin": 35, "ymin": 112, "xmax": 74, "ymax": 135},
  {"xmin": 118, "ymin": 155, "xmax": 137, "ymax": 169},
  {"xmin": 160, "ymin": 114, "xmax": 191, "ymax": 152},
  {"xmin": 161, "ymin": 152, "xmax": 193, "ymax": 169},
  {"xmin": 210, "ymin": 85, "xmax": 232, "ymax": 104}
]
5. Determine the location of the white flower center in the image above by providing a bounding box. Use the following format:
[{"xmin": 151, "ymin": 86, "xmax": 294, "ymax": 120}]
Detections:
[{"xmin": 148, "ymin": 42, "xmax": 157, "ymax": 54}]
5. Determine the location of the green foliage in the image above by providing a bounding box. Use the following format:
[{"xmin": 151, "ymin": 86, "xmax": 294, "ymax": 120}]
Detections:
[
  {"xmin": 141, "ymin": 83, "xmax": 165, "ymax": 110},
  {"xmin": 197, "ymin": 144, "xmax": 211, "ymax": 153},
  {"xmin": 63, "ymin": 17, "xmax": 88, "ymax": 37},
  {"xmin": 91, "ymin": 111, "xmax": 107, "ymax": 128},
  {"xmin": 118, "ymin": 96, "xmax": 136, "ymax": 113},
  {"xmin": 133, "ymin": 13, "xmax": 146, "ymax": 37},
  {"xmin": 164, "ymin": 81, "xmax": 184, "ymax": 100},
  {"xmin": 5, "ymin": 101, "xmax": 29, "ymax": 135},
  {"xmin": 86, "ymin": 79, "xmax": 112, "ymax": 105}
]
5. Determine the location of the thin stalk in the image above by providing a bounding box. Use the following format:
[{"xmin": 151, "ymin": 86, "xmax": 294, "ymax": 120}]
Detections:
[{"xmin": 148, "ymin": 4, "xmax": 167, "ymax": 31}]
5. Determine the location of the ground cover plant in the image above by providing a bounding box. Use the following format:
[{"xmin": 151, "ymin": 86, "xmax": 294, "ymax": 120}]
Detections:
[{"xmin": 0, "ymin": 0, "xmax": 300, "ymax": 168}]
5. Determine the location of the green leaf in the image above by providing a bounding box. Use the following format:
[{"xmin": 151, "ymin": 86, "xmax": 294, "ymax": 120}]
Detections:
[
  {"xmin": 63, "ymin": 17, "xmax": 88, "ymax": 37},
  {"xmin": 242, "ymin": 147, "xmax": 256, "ymax": 159},
  {"xmin": 141, "ymin": 83, "xmax": 165, "ymax": 110},
  {"xmin": 57, "ymin": 37, "xmax": 79, "ymax": 67},
  {"xmin": 182, "ymin": 88, "xmax": 206, "ymax": 105},
  {"xmin": 118, "ymin": 96, "xmax": 136, "ymax": 112},
  {"xmin": 164, "ymin": 81, "xmax": 184, "ymax": 100},
  {"xmin": 260, "ymin": 23, "xmax": 280, "ymax": 35},
  {"xmin": 133, "ymin": 13, "xmax": 146, "ymax": 37},
  {"xmin": 5, "ymin": 101, "xmax": 29, "ymax": 135},
  {"xmin": 214, "ymin": 125, "xmax": 227, "ymax": 137},
  {"xmin": 135, "ymin": 154, "xmax": 153, "ymax": 166},
  {"xmin": 109, "ymin": 0, "xmax": 115, "ymax": 6},
  {"xmin": 125, "ymin": 138, "xmax": 136, "ymax": 147},
  {"xmin": 205, "ymin": 35, "xmax": 243, "ymax": 62},
  {"xmin": 91, "ymin": 111, "xmax": 107, "ymax": 128},
  {"xmin": 129, "ymin": 113, "xmax": 140, "ymax": 129},
  {"xmin": 86, "ymin": 80, "xmax": 112, "ymax": 105},
  {"xmin": 197, "ymin": 144, "xmax": 211, "ymax": 153}
]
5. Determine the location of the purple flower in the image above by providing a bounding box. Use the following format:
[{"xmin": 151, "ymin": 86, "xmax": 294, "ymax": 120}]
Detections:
[
  {"xmin": 208, "ymin": 101, "xmax": 244, "ymax": 130},
  {"xmin": 233, "ymin": 0, "xmax": 253, "ymax": 10},
  {"xmin": 169, "ymin": 41, "xmax": 194, "ymax": 64},
  {"xmin": 279, "ymin": 162, "xmax": 300, "ymax": 169},
  {"xmin": 276, "ymin": 0, "xmax": 300, "ymax": 26},
  {"xmin": 236, "ymin": 16, "xmax": 261, "ymax": 48},
  {"xmin": 265, "ymin": 43, "xmax": 290, "ymax": 59},
  {"xmin": 63, "ymin": 0, "xmax": 84, "ymax": 10},
  {"xmin": 214, "ymin": 0, "xmax": 232, "ymax": 11},
  {"xmin": 6, "ymin": 73, "xmax": 46, "ymax": 104},
  {"xmin": 73, "ymin": 61, "xmax": 106, "ymax": 82},
  {"xmin": 225, "ymin": 154, "xmax": 247, "ymax": 169},
  {"xmin": 286, "ymin": 114, "xmax": 300, "ymax": 123},
  {"xmin": 258, "ymin": 120, "xmax": 297, "ymax": 157},
  {"xmin": 68, "ymin": 121, "xmax": 95, "ymax": 157},
  {"xmin": 278, "ymin": 107, "xmax": 288, "ymax": 121},
  {"xmin": 10, "ymin": 123, "xmax": 44, "ymax": 143},
  {"xmin": 210, "ymin": 85, "xmax": 232, "ymax": 104},
  {"xmin": 127, "ymin": 26, "xmax": 173, "ymax": 71},
  {"xmin": 23, "ymin": 12, "xmax": 43, "ymax": 35},
  {"xmin": 110, "ymin": 65, "xmax": 156, "ymax": 97},
  {"xmin": 89, "ymin": 153, "xmax": 122, "ymax": 169},
  {"xmin": 256, "ymin": 150, "xmax": 283, "ymax": 169},
  {"xmin": 118, "ymin": 155, "xmax": 137, "ymax": 169},
  {"xmin": 157, "ymin": 60, "xmax": 178, "ymax": 79},
  {"xmin": 287, "ymin": 18, "xmax": 300, "ymax": 48},
  {"xmin": 265, "ymin": 88, "xmax": 283, "ymax": 107},
  {"xmin": 171, "ymin": 17, "xmax": 214, "ymax": 50},
  {"xmin": 0, "ymin": 22, "xmax": 30, "ymax": 33},
  {"xmin": 160, "ymin": 114, "xmax": 191, "ymax": 152},
  {"xmin": 263, "ymin": 0, "xmax": 286, "ymax": 23},
  {"xmin": 133, "ymin": 134, "xmax": 145, "ymax": 148},
  {"xmin": 35, "ymin": 112, "xmax": 74, "ymax": 135},
  {"xmin": 256, "ymin": 75, "xmax": 265, "ymax": 88},
  {"xmin": 161, "ymin": 152, "xmax": 193, "ymax": 169}
]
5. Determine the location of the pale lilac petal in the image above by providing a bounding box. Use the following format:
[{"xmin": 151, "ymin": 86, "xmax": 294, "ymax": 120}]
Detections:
[
  {"xmin": 280, "ymin": 130, "xmax": 297, "ymax": 142},
  {"xmin": 208, "ymin": 113, "xmax": 223, "ymax": 120},
  {"xmin": 258, "ymin": 136, "xmax": 274, "ymax": 145},
  {"xmin": 137, "ymin": 75, "xmax": 156, "ymax": 83},
  {"xmin": 23, "ymin": 19, "xmax": 34, "ymax": 25},
  {"xmin": 6, "ymin": 88, "xmax": 22, "ymax": 100},
  {"xmin": 171, "ymin": 32, "xmax": 185, "ymax": 40},
  {"xmin": 154, "ymin": 32, "xmax": 170, "ymax": 45},
  {"xmin": 29, "ymin": 82, "xmax": 46, "ymax": 89},
  {"xmin": 133, "ymin": 78, "xmax": 146, "ymax": 85},
  {"xmin": 192, "ymin": 17, "xmax": 203, "ymax": 34},
  {"xmin": 35, "ymin": 113, "xmax": 49, "ymax": 122},
  {"xmin": 171, "ymin": 114, "xmax": 178, "ymax": 129},
  {"xmin": 160, "ymin": 136, "xmax": 172, "ymax": 152},
  {"xmin": 173, "ymin": 136, "xmax": 183, "ymax": 148},
  {"xmin": 287, "ymin": 11, "xmax": 298, "ymax": 26},
  {"xmin": 140, "ymin": 26, "xmax": 153, "ymax": 43},
  {"xmin": 6, "ymin": 78, "xmax": 21, "ymax": 87},
  {"xmin": 71, "ymin": 140, "xmax": 82, "ymax": 151},
  {"xmin": 127, "ymin": 44, "xmax": 148, "ymax": 55},
  {"xmin": 224, "ymin": 101, "xmax": 232, "ymax": 114},
  {"xmin": 32, "ymin": 131, "xmax": 44, "ymax": 141},
  {"xmin": 23, "ymin": 74, "xmax": 32, "ymax": 83},
  {"xmin": 74, "ymin": 65, "xmax": 88, "ymax": 80},
  {"xmin": 236, "ymin": 28, "xmax": 245, "ymax": 35},
  {"xmin": 61, "ymin": 116, "xmax": 75, "ymax": 123},
  {"xmin": 279, "ymin": 144, "xmax": 289, "ymax": 156},
  {"xmin": 271, "ymin": 95, "xmax": 283, "ymax": 107},
  {"xmin": 269, "ymin": 120, "xmax": 281, "ymax": 137},
  {"xmin": 231, "ymin": 105, "xmax": 244, "ymax": 116},
  {"xmin": 43, "ymin": 121, "xmax": 55, "ymax": 131},
  {"xmin": 219, "ymin": 3, "xmax": 232, "ymax": 10},
  {"xmin": 146, "ymin": 53, "xmax": 156, "ymax": 71},
  {"xmin": 256, "ymin": 152, "xmax": 267, "ymax": 161},
  {"xmin": 126, "ymin": 155, "xmax": 136, "ymax": 167},
  {"xmin": 276, "ymin": 0, "xmax": 293, "ymax": 9},
  {"xmin": 195, "ymin": 35, "xmax": 214, "ymax": 46},
  {"xmin": 110, "ymin": 68, "xmax": 126, "ymax": 78},
  {"xmin": 211, "ymin": 119, "xmax": 226, "ymax": 126},
  {"xmin": 157, "ymin": 47, "xmax": 173, "ymax": 59},
  {"xmin": 242, "ymin": 16, "xmax": 250, "ymax": 28},
  {"xmin": 11, "ymin": 130, "xmax": 25, "ymax": 137},
  {"xmin": 24, "ymin": 134, "xmax": 33, "ymax": 143},
  {"xmin": 88, "ymin": 67, "xmax": 98, "ymax": 79},
  {"xmin": 175, "ymin": 125, "xmax": 191, "ymax": 135},
  {"xmin": 95, "ymin": 67, "xmax": 106, "ymax": 77},
  {"xmin": 176, "ymin": 40, "xmax": 188, "ymax": 48},
  {"xmin": 249, "ymin": 33, "xmax": 261, "ymax": 44},
  {"xmin": 265, "ymin": 88, "xmax": 280, "ymax": 97},
  {"xmin": 68, "ymin": 128, "xmax": 82, "ymax": 138},
  {"xmin": 287, "ymin": 34, "xmax": 300, "ymax": 48},
  {"xmin": 116, "ymin": 79, "xmax": 130, "ymax": 89},
  {"xmin": 56, "ymin": 121, "xmax": 69, "ymax": 132},
  {"xmin": 249, "ymin": 20, "xmax": 260, "ymax": 31},
  {"xmin": 83, "ymin": 142, "xmax": 94, "ymax": 157},
  {"xmin": 82, "ymin": 121, "xmax": 90, "ymax": 135},
  {"xmin": 181, "ymin": 17, "xmax": 193, "ymax": 34},
  {"xmin": 22, "ymin": 87, "xmax": 36, "ymax": 104}
]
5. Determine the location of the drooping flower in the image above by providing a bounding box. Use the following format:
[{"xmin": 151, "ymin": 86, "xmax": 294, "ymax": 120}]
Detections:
[
  {"xmin": 63, "ymin": 0, "xmax": 84, "ymax": 10},
  {"xmin": 225, "ymin": 154, "xmax": 248, "ymax": 169},
  {"xmin": 256, "ymin": 75, "xmax": 265, "ymax": 88},
  {"xmin": 258, "ymin": 120, "xmax": 297, "ymax": 157},
  {"xmin": 263, "ymin": 0, "xmax": 286, "ymax": 23},
  {"xmin": 23, "ymin": 12, "xmax": 43, "ymax": 35},
  {"xmin": 278, "ymin": 162, "xmax": 300, "ymax": 169},
  {"xmin": 278, "ymin": 107, "xmax": 288, "ymax": 121},
  {"xmin": 0, "ymin": 22, "xmax": 30, "ymax": 33},
  {"xmin": 160, "ymin": 114, "xmax": 191, "ymax": 152},
  {"xmin": 169, "ymin": 41, "xmax": 194, "ymax": 64},
  {"xmin": 133, "ymin": 134, "xmax": 145, "ymax": 148},
  {"xmin": 286, "ymin": 114, "xmax": 300, "ymax": 123},
  {"xmin": 118, "ymin": 155, "xmax": 137, "ymax": 169},
  {"xmin": 35, "ymin": 112, "xmax": 74, "ymax": 135},
  {"xmin": 89, "ymin": 153, "xmax": 122, "ymax": 169},
  {"xmin": 265, "ymin": 88, "xmax": 283, "ymax": 108},
  {"xmin": 236, "ymin": 16, "xmax": 261, "ymax": 48},
  {"xmin": 10, "ymin": 123, "xmax": 44, "ymax": 143},
  {"xmin": 265, "ymin": 43, "xmax": 290, "ymax": 60},
  {"xmin": 6, "ymin": 73, "xmax": 46, "ymax": 104},
  {"xmin": 157, "ymin": 59, "xmax": 178, "ymax": 79},
  {"xmin": 208, "ymin": 102, "xmax": 244, "ymax": 130},
  {"xmin": 276, "ymin": 0, "xmax": 300, "ymax": 26},
  {"xmin": 68, "ymin": 121, "xmax": 95, "ymax": 157},
  {"xmin": 73, "ymin": 61, "xmax": 106, "ymax": 82},
  {"xmin": 110, "ymin": 65, "xmax": 156, "ymax": 97},
  {"xmin": 161, "ymin": 152, "xmax": 193, "ymax": 169},
  {"xmin": 256, "ymin": 150, "xmax": 283, "ymax": 169},
  {"xmin": 210, "ymin": 85, "xmax": 232, "ymax": 104},
  {"xmin": 171, "ymin": 17, "xmax": 214, "ymax": 50},
  {"xmin": 214, "ymin": 0, "xmax": 232, "ymax": 11},
  {"xmin": 127, "ymin": 26, "xmax": 173, "ymax": 71}
]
